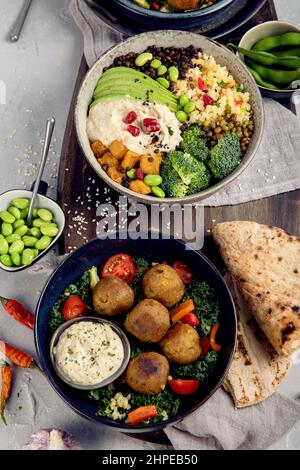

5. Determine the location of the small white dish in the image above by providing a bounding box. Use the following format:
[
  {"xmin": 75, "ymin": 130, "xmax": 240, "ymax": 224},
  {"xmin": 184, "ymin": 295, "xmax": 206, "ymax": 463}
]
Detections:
[{"xmin": 0, "ymin": 189, "xmax": 65, "ymax": 272}]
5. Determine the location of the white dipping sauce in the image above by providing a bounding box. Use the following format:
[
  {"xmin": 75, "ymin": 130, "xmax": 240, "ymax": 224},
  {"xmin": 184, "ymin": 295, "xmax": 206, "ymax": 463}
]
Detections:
[{"xmin": 53, "ymin": 322, "xmax": 124, "ymax": 386}]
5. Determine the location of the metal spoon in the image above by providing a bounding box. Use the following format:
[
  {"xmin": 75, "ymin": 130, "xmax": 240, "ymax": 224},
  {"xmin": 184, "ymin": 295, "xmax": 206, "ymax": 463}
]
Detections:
[
  {"xmin": 9, "ymin": 0, "xmax": 33, "ymax": 42},
  {"xmin": 26, "ymin": 117, "xmax": 55, "ymax": 227}
]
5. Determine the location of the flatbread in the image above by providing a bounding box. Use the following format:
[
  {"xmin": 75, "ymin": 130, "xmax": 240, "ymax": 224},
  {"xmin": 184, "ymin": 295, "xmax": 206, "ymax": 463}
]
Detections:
[
  {"xmin": 212, "ymin": 221, "xmax": 300, "ymax": 356},
  {"xmin": 223, "ymin": 274, "xmax": 292, "ymax": 408}
]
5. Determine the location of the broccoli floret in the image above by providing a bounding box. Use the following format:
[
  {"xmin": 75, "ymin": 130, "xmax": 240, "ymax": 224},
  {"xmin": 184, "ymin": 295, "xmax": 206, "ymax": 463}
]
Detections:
[
  {"xmin": 207, "ymin": 133, "xmax": 242, "ymax": 179},
  {"xmin": 168, "ymin": 150, "xmax": 211, "ymax": 191},
  {"xmin": 179, "ymin": 124, "xmax": 210, "ymax": 162},
  {"xmin": 160, "ymin": 157, "xmax": 188, "ymax": 198}
]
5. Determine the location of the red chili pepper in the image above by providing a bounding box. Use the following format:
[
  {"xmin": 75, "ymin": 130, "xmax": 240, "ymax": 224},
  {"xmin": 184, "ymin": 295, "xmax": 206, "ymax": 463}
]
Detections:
[
  {"xmin": 203, "ymin": 94, "xmax": 214, "ymax": 107},
  {"xmin": 0, "ymin": 295, "xmax": 34, "ymax": 330},
  {"xmin": 0, "ymin": 363, "xmax": 12, "ymax": 425},
  {"xmin": 143, "ymin": 118, "xmax": 158, "ymax": 126},
  {"xmin": 136, "ymin": 168, "xmax": 144, "ymax": 180},
  {"xmin": 197, "ymin": 77, "xmax": 206, "ymax": 91},
  {"xmin": 126, "ymin": 405, "xmax": 158, "ymax": 425},
  {"xmin": 127, "ymin": 125, "xmax": 140, "ymax": 137},
  {"xmin": 0, "ymin": 340, "xmax": 37, "ymax": 369},
  {"xmin": 181, "ymin": 312, "xmax": 199, "ymax": 327},
  {"xmin": 200, "ymin": 337, "xmax": 210, "ymax": 356},
  {"xmin": 123, "ymin": 111, "xmax": 137, "ymax": 124}
]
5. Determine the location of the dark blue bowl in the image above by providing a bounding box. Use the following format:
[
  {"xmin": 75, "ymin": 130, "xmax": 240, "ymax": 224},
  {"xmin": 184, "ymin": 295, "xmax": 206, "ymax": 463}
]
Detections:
[
  {"xmin": 110, "ymin": 0, "xmax": 236, "ymax": 28},
  {"xmin": 35, "ymin": 237, "xmax": 236, "ymax": 433}
]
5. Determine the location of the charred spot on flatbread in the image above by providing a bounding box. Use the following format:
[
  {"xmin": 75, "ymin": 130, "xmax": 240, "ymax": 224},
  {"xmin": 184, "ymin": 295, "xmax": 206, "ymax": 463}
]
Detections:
[{"xmin": 281, "ymin": 322, "xmax": 296, "ymax": 343}]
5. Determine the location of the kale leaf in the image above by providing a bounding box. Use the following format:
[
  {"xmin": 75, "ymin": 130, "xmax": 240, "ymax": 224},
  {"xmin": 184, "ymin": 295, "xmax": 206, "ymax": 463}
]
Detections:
[{"xmin": 172, "ymin": 350, "xmax": 219, "ymax": 381}]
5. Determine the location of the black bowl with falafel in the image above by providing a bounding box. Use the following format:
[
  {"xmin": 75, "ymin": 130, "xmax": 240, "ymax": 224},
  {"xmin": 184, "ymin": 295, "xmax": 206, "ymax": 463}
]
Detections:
[{"xmin": 35, "ymin": 236, "xmax": 236, "ymax": 433}]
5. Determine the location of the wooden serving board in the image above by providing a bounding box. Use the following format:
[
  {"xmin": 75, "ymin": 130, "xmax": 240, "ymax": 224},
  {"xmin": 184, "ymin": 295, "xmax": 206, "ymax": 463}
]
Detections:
[{"xmin": 57, "ymin": 0, "xmax": 299, "ymax": 445}]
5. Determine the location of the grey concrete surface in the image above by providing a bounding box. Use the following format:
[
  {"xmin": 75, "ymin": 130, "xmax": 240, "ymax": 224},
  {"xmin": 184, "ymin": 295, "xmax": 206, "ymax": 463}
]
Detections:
[{"xmin": 0, "ymin": 0, "xmax": 299, "ymax": 450}]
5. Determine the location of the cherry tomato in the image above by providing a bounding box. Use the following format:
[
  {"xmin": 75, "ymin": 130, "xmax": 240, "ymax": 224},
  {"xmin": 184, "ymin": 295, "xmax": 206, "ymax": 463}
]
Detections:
[
  {"xmin": 203, "ymin": 94, "xmax": 214, "ymax": 107},
  {"xmin": 102, "ymin": 254, "xmax": 136, "ymax": 284},
  {"xmin": 169, "ymin": 379, "xmax": 200, "ymax": 395},
  {"xmin": 173, "ymin": 261, "xmax": 193, "ymax": 285},
  {"xmin": 62, "ymin": 295, "xmax": 87, "ymax": 321},
  {"xmin": 200, "ymin": 337, "xmax": 210, "ymax": 356},
  {"xmin": 181, "ymin": 312, "xmax": 199, "ymax": 327}
]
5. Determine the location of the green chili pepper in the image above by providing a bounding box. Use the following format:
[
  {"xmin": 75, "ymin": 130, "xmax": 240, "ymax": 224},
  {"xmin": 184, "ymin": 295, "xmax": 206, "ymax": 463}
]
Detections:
[
  {"xmin": 252, "ymin": 32, "xmax": 300, "ymax": 52},
  {"xmin": 247, "ymin": 66, "xmax": 279, "ymax": 90},
  {"xmin": 246, "ymin": 58, "xmax": 300, "ymax": 86},
  {"xmin": 231, "ymin": 43, "xmax": 300, "ymax": 69}
]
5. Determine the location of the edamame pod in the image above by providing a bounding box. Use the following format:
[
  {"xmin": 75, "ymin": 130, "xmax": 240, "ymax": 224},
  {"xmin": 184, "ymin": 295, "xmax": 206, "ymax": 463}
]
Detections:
[
  {"xmin": 0, "ymin": 211, "xmax": 15, "ymax": 224},
  {"xmin": 253, "ymin": 32, "xmax": 300, "ymax": 52},
  {"xmin": 1, "ymin": 223, "xmax": 13, "ymax": 237},
  {"xmin": 247, "ymin": 66, "xmax": 279, "ymax": 90},
  {"xmin": 37, "ymin": 208, "xmax": 53, "ymax": 222},
  {"xmin": 12, "ymin": 198, "xmax": 29, "ymax": 209},
  {"xmin": 22, "ymin": 249, "xmax": 35, "ymax": 266},
  {"xmin": 35, "ymin": 236, "xmax": 52, "ymax": 251},
  {"xmin": 0, "ymin": 254, "xmax": 13, "ymax": 267}
]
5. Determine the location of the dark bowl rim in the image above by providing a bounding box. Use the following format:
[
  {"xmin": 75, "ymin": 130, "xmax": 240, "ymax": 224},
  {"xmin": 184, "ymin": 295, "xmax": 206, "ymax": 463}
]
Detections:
[
  {"xmin": 113, "ymin": 0, "xmax": 235, "ymax": 18},
  {"xmin": 34, "ymin": 235, "xmax": 237, "ymax": 432}
]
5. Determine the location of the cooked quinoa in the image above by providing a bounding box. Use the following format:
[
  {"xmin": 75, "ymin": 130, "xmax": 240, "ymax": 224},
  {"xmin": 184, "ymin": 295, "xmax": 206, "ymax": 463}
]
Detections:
[{"xmin": 174, "ymin": 53, "xmax": 252, "ymax": 127}]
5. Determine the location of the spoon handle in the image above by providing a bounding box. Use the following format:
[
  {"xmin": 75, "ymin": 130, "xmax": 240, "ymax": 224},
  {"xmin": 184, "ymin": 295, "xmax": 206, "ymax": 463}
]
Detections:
[
  {"xmin": 27, "ymin": 117, "xmax": 55, "ymax": 226},
  {"xmin": 9, "ymin": 0, "xmax": 33, "ymax": 42}
]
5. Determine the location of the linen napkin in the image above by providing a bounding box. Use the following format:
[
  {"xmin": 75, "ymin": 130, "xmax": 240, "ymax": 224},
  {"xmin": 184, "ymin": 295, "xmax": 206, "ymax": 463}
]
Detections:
[{"xmin": 69, "ymin": 0, "xmax": 300, "ymax": 207}]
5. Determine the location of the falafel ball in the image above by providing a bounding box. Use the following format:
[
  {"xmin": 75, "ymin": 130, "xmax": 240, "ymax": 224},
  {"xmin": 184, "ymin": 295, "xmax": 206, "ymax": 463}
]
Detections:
[
  {"xmin": 126, "ymin": 352, "xmax": 169, "ymax": 395},
  {"xmin": 142, "ymin": 264, "xmax": 184, "ymax": 308},
  {"xmin": 93, "ymin": 276, "xmax": 134, "ymax": 316},
  {"xmin": 160, "ymin": 323, "xmax": 202, "ymax": 364},
  {"xmin": 125, "ymin": 299, "xmax": 170, "ymax": 343}
]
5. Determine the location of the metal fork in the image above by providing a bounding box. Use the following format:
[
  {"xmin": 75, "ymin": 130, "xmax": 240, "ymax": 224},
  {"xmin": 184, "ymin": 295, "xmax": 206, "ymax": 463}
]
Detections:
[{"xmin": 9, "ymin": 0, "xmax": 33, "ymax": 42}]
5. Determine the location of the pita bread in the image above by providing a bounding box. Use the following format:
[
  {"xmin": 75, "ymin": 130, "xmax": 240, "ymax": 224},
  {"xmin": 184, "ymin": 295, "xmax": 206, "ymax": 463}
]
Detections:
[
  {"xmin": 212, "ymin": 221, "xmax": 300, "ymax": 356},
  {"xmin": 223, "ymin": 274, "xmax": 292, "ymax": 408}
]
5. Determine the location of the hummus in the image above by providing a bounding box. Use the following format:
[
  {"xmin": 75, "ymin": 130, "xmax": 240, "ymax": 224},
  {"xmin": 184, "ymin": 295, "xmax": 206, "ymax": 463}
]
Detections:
[
  {"xmin": 87, "ymin": 98, "xmax": 182, "ymax": 154},
  {"xmin": 53, "ymin": 321, "xmax": 124, "ymax": 386}
]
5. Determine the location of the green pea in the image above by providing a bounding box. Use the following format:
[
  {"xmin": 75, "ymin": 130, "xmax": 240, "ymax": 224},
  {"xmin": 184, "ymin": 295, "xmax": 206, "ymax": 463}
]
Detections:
[
  {"xmin": 0, "ymin": 210, "xmax": 15, "ymax": 224},
  {"xmin": 0, "ymin": 254, "xmax": 13, "ymax": 267},
  {"xmin": 14, "ymin": 225, "xmax": 28, "ymax": 237},
  {"xmin": 32, "ymin": 208, "xmax": 38, "ymax": 219},
  {"xmin": 126, "ymin": 169, "xmax": 136, "ymax": 179},
  {"xmin": 176, "ymin": 110, "xmax": 188, "ymax": 122},
  {"xmin": 8, "ymin": 206, "xmax": 21, "ymax": 220},
  {"xmin": 184, "ymin": 102, "xmax": 196, "ymax": 114},
  {"xmin": 1, "ymin": 223, "xmax": 13, "ymax": 237},
  {"xmin": 179, "ymin": 95, "xmax": 189, "ymax": 107},
  {"xmin": 11, "ymin": 252, "xmax": 21, "ymax": 266},
  {"xmin": 32, "ymin": 249, "xmax": 39, "ymax": 258},
  {"xmin": 20, "ymin": 207, "xmax": 29, "ymax": 218},
  {"xmin": 144, "ymin": 174, "xmax": 163, "ymax": 186},
  {"xmin": 35, "ymin": 236, "xmax": 51, "ymax": 251},
  {"xmin": 13, "ymin": 219, "xmax": 25, "ymax": 230},
  {"xmin": 6, "ymin": 233, "xmax": 21, "ymax": 244},
  {"xmin": 135, "ymin": 52, "xmax": 153, "ymax": 67},
  {"xmin": 0, "ymin": 238, "xmax": 9, "ymax": 255},
  {"xmin": 9, "ymin": 240, "xmax": 24, "ymax": 254},
  {"xmin": 156, "ymin": 77, "xmax": 170, "ymax": 89},
  {"xmin": 168, "ymin": 66, "xmax": 179, "ymax": 82},
  {"xmin": 32, "ymin": 218, "xmax": 46, "ymax": 228},
  {"xmin": 30, "ymin": 227, "xmax": 41, "ymax": 238},
  {"xmin": 40, "ymin": 224, "xmax": 58, "ymax": 237},
  {"xmin": 150, "ymin": 59, "xmax": 161, "ymax": 69},
  {"xmin": 37, "ymin": 208, "xmax": 53, "ymax": 222},
  {"xmin": 22, "ymin": 248, "xmax": 35, "ymax": 266},
  {"xmin": 151, "ymin": 186, "xmax": 165, "ymax": 198},
  {"xmin": 22, "ymin": 236, "xmax": 38, "ymax": 247},
  {"xmin": 12, "ymin": 198, "xmax": 29, "ymax": 210},
  {"xmin": 157, "ymin": 65, "xmax": 168, "ymax": 76}
]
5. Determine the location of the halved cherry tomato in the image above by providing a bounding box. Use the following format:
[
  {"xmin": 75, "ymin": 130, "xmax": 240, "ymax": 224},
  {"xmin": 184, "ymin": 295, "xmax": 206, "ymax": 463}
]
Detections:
[
  {"xmin": 173, "ymin": 261, "xmax": 193, "ymax": 285},
  {"xmin": 203, "ymin": 94, "xmax": 214, "ymax": 107},
  {"xmin": 169, "ymin": 379, "xmax": 200, "ymax": 395},
  {"xmin": 102, "ymin": 254, "xmax": 136, "ymax": 284},
  {"xmin": 181, "ymin": 312, "xmax": 199, "ymax": 327},
  {"xmin": 62, "ymin": 295, "xmax": 87, "ymax": 321},
  {"xmin": 200, "ymin": 337, "xmax": 210, "ymax": 356}
]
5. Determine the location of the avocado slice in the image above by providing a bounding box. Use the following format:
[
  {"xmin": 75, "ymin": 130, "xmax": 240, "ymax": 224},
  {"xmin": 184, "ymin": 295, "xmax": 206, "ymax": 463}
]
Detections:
[
  {"xmin": 90, "ymin": 93, "xmax": 179, "ymax": 113},
  {"xmin": 93, "ymin": 83, "xmax": 178, "ymax": 106}
]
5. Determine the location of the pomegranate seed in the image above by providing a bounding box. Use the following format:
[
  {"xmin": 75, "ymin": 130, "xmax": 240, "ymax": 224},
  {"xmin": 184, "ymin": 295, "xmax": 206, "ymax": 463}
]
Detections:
[
  {"xmin": 143, "ymin": 118, "xmax": 158, "ymax": 126},
  {"xmin": 198, "ymin": 78, "xmax": 205, "ymax": 91},
  {"xmin": 151, "ymin": 1, "xmax": 161, "ymax": 10},
  {"xmin": 127, "ymin": 125, "xmax": 140, "ymax": 136},
  {"xmin": 145, "ymin": 123, "xmax": 161, "ymax": 134},
  {"xmin": 203, "ymin": 94, "xmax": 214, "ymax": 107},
  {"xmin": 136, "ymin": 168, "xmax": 144, "ymax": 180},
  {"xmin": 123, "ymin": 111, "xmax": 137, "ymax": 124}
]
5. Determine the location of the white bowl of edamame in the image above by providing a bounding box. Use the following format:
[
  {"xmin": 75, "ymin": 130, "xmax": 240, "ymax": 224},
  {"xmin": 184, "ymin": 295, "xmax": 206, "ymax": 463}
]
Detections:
[{"xmin": 0, "ymin": 190, "xmax": 65, "ymax": 272}]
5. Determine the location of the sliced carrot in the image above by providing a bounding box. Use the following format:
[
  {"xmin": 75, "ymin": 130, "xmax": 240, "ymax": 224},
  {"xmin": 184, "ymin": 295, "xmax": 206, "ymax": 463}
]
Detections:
[
  {"xmin": 0, "ymin": 363, "xmax": 12, "ymax": 425},
  {"xmin": 210, "ymin": 322, "xmax": 221, "ymax": 352},
  {"xmin": 126, "ymin": 405, "xmax": 158, "ymax": 425},
  {"xmin": 0, "ymin": 340, "xmax": 36, "ymax": 368},
  {"xmin": 170, "ymin": 299, "xmax": 195, "ymax": 324}
]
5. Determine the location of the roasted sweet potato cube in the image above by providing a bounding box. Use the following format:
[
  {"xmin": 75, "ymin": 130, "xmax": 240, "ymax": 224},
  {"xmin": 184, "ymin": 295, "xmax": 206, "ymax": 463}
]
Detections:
[
  {"xmin": 99, "ymin": 152, "xmax": 118, "ymax": 168},
  {"xmin": 91, "ymin": 140, "xmax": 106, "ymax": 158},
  {"xmin": 109, "ymin": 140, "xmax": 128, "ymax": 159},
  {"xmin": 129, "ymin": 180, "xmax": 151, "ymax": 195},
  {"xmin": 140, "ymin": 153, "xmax": 162, "ymax": 175},
  {"xmin": 121, "ymin": 151, "xmax": 141, "ymax": 170},
  {"xmin": 107, "ymin": 166, "xmax": 123, "ymax": 184}
]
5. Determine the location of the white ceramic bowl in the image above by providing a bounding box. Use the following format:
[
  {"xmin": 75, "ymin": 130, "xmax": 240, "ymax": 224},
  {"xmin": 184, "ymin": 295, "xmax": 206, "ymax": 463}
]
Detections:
[
  {"xmin": 0, "ymin": 189, "xmax": 65, "ymax": 272},
  {"xmin": 238, "ymin": 20, "xmax": 300, "ymax": 98}
]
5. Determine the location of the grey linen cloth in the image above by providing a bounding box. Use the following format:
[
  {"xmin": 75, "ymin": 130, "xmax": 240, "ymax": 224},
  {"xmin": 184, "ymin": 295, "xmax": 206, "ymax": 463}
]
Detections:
[{"xmin": 69, "ymin": 0, "xmax": 300, "ymax": 207}]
